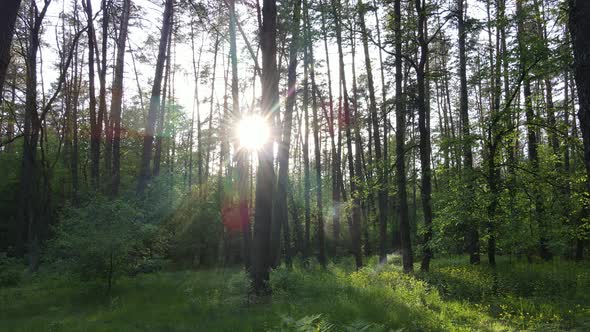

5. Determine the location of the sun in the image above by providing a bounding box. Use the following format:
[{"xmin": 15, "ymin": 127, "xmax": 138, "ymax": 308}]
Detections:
[{"xmin": 236, "ymin": 114, "xmax": 270, "ymax": 151}]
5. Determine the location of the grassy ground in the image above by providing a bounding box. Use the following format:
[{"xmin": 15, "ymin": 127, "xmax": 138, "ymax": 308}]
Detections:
[{"xmin": 1, "ymin": 256, "xmax": 589, "ymax": 331}]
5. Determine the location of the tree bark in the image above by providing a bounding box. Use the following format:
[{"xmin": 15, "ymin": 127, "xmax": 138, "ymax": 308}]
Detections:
[
  {"xmin": 137, "ymin": 0, "xmax": 173, "ymax": 194},
  {"xmin": 569, "ymin": 0, "xmax": 590, "ymax": 261},
  {"xmin": 251, "ymin": 0, "xmax": 278, "ymax": 295},
  {"xmin": 0, "ymin": 0, "xmax": 21, "ymax": 98},
  {"xmin": 358, "ymin": 0, "xmax": 387, "ymax": 264},
  {"xmin": 395, "ymin": 0, "xmax": 413, "ymax": 273},
  {"xmin": 271, "ymin": 0, "xmax": 302, "ymax": 268},
  {"xmin": 154, "ymin": 14, "xmax": 173, "ymax": 177},
  {"xmin": 457, "ymin": 0, "xmax": 480, "ymax": 265},
  {"xmin": 84, "ymin": 0, "xmax": 100, "ymax": 190},
  {"xmin": 332, "ymin": 0, "xmax": 362, "ymax": 270},
  {"xmin": 109, "ymin": 0, "xmax": 131, "ymax": 197},
  {"xmin": 416, "ymin": 0, "xmax": 432, "ymax": 272}
]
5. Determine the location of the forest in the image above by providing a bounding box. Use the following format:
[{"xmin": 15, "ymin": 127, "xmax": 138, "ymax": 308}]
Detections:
[{"xmin": 0, "ymin": 0, "xmax": 589, "ymax": 330}]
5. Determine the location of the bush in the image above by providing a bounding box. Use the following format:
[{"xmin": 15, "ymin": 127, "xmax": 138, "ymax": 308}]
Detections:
[
  {"xmin": 0, "ymin": 253, "xmax": 23, "ymax": 287},
  {"xmin": 46, "ymin": 197, "xmax": 145, "ymax": 291},
  {"xmin": 166, "ymin": 190, "xmax": 223, "ymax": 267}
]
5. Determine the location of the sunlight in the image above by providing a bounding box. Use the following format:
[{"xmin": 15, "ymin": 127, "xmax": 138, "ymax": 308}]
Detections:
[{"xmin": 236, "ymin": 114, "xmax": 270, "ymax": 151}]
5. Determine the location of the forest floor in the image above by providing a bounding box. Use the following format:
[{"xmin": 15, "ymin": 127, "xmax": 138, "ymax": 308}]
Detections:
[{"xmin": 1, "ymin": 256, "xmax": 589, "ymax": 331}]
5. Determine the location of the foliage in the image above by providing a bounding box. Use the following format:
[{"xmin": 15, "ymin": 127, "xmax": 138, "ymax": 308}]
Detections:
[
  {"xmin": 46, "ymin": 197, "xmax": 145, "ymax": 289},
  {"xmin": 165, "ymin": 187, "xmax": 223, "ymax": 267},
  {"xmin": 0, "ymin": 253, "xmax": 23, "ymax": 287},
  {"xmin": 1, "ymin": 258, "xmax": 588, "ymax": 331}
]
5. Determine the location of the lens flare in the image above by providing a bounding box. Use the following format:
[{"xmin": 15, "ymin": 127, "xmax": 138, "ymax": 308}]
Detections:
[{"xmin": 236, "ymin": 114, "xmax": 270, "ymax": 151}]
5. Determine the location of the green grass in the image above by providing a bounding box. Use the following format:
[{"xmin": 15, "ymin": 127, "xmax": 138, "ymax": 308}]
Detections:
[{"xmin": 1, "ymin": 256, "xmax": 589, "ymax": 331}]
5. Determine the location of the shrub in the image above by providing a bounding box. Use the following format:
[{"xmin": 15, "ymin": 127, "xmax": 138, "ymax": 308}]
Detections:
[
  {"xmin": 0, "ymin": 253, "xmax": 23, "ymax": 287},
  {"xmin": 46, "ymin": 197, "xmax": 144, "ymax": 291}
]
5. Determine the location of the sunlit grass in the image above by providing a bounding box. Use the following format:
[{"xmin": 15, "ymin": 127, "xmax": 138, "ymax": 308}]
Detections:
[{"xmin": 1, "ymin": 257, "xmax": 589, "ymax": 331}]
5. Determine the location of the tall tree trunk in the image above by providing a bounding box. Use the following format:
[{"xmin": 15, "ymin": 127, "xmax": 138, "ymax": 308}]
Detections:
[
  {"xmin": 517, "ymin": 0, "xmax": 550, "ymax": 260},
  {"xmin": 320, "ymin": 0, "xmax": 341, "ymax": 247},
  {"xmin": 109, "ymin": 0, "xmax": 130, "ymax": 197},
  {"xmin": 98, "ymin": 0, "xmax": 109, "ymax": 184},
  {"xmin": 358, "ymin": 0, "xmax": 387, "ymax": 263},
  {"xmin": 416, "ymin": 0, "xmax": 432, "ymax": 272},
  {"xmin": 228, "ymin": 0, "xmax": 252, "ymax": 270},
  {"xmin": 154, "ymin": 14, "xmax": 173, "ymax": 177},
  {"xmin": 271, "ymin": 0, "xmax": 302, "ymax": 268},
  {"xmin": 332, "ymin": 0, "xmax": 362, "ymax": 269},
  {"xmin": 19, "ymin": 0, "xmax": 53, "ymax": 270},
  {"xmin": 137, "ymin": 0, "xmax": 173, "ymax": 194},
  {"xmin": 0, "ymin": 0, "xmax": 21, "ymax": 98},
  {"xmin": 305, "ymin": 0, "xmax": 326, "ymax": 266},
  {"xmin": 303, "ymin": 56, "xmax": 311, "ymax": 260},
  {"xmin": 569, "ymin": 0, "xmax": 590, "ymax": 261},
  {"xmin": 457, "ymin": 0, "xmax": 479, "ymax": 265},
  {"xmin": 71, "ymin": 39, "xmax": 82, "ymax": 204},
  {"xmin": 484, "ymin": 0, "xmax": 501, "ymax": 266},
  {"xmin": 394, "ymin": 0, "xmax": 413, "ymax": 273},
  {"xmin": 189, "ymin": 23, "xmax": 203, "ymax": 190},
  {"xmin": 251, "ymin": 0, "xmax": 278, "ymax": 295},
  {"xmin": 205, "ymin": 33, "xmax": 220, "ymax": 181},
  {"xmin": 84, "ymin": 0, "xmax": 100, "ymax": 190}
]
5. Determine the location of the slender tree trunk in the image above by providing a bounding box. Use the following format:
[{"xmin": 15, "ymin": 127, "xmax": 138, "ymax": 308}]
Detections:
[
  {"xmin": 98, "ymin": 0, "xmax": 109, "ymax": 184},
  {"xmin": 227, "ymin": 0, "xmax": 252, "ymax": 270},
  {"xmin": 137, "ymin": 0, "xmax": 173, "ymax": 194},
  {"xmin": 71, "ymin": 40, "xmax": 82, "ymax": 204},
  {"xmin": 305, "ymin": 0, "xmax": 326, "ymax": 266},
  {"xmin": 358, "ymin": 0, "xmax": 387, "ymax": 263},
  {"xmin": 303, "ymin": 57, "xmax": 311, "ymax": 261},
  {"xmin": 516, "ymin": 0, "xmax": 550, "ymax": 260},
  {"xmin": 205, "ymin": 33, "xmax": 220, "ymax": 181},
  {"xmin": 189, "ymin": 23, "xmax": 203, "ymax": 190},
  {"xmin": 332, "ymin": 0, "xmax": 362, "ymax": 269},
  {"xmin": 457, "ymin": 0, "xmax": 480, "ymax": 265},
  {"xmin": 394, "ymin": 0, "xmax": 412, "ymax": 273},
  {"xmin": 109, "ymin": 0, "xmax": 130, "ymax": 197},
  {"xmin": 19, "ymin": 0, "xmax": 58, "ymax": 271},
  {"xmin": 271, "ymin": 0, "xmax": 302, "ymax": 268},
  {"xmin": 320, "ymin": 0, "xmax": 341, "ymax": 246},
  {"xmin": 154, "ymin": 14, "xmax": 173, "ymax": 177},
  {"xmin": 84, "ymin": 0, "xmax": 100, "ymax": 190}
]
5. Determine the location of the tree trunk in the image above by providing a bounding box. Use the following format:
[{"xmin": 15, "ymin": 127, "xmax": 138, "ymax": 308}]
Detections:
[
  {"xmin": 305, "ymin": 0, "xmax": 326, "ymax": 266},
  {"xmin": 109, "ymin": 0, "xmax": 130, "ymax": 197},
  {"xmin": 84, "ymin": 0, "xmax": 100, "ymax": 190},
  {"xmin": 137, "ymin": 0, "xmax": 173, "ymax": 194},
  {"xmin": 358, "ymin": 0, "xmax": 387, "ymax": 263},
  {"xmin": 154, "ymin": 15, "xmax": 173, "ymax": 178},
  {"xmin": 394, "ymin": 0, "xmax": 413, "ymax": 273},
  {"xmin": 189, "ymin": 23, "xmax": 203, "ymax": 190},
  {"xmin": 271, "ymin": 0, "xmax": 302, "ymax": 268},
  {"xmin": 416, "ymin": 0, "xmax": 432, "ymax": 272},
  {"xmin": 205, "ymin": 33, "xmax": 220, "ymax": 181},
  {"xmin": 251, "ymin": 0, "xmax": 278, "ymax": 295},
  {"xmin": 516, "ymin": 0, "xmax": 550, "ymax": 260},
  {"xmin": 332, "ymin": 0, "xmax": 362, "ymax": 270},
  {"xmin": 569, "ymin": 0, "xmax": 590, "ymax": 261},
  {"xmin": 0, "ymin": 0, "xmax": 21, "ymax": 98},
  {"xmin": 98, "ymin": 0, "xmax": 109, "ymax": 185},
  {"xmin": 457, "ymin": 0, "xmax": 479, "ymax": 265},
  {"xmin": 320, "ymin": 0, "xmax": 341, "ymax": 247}
]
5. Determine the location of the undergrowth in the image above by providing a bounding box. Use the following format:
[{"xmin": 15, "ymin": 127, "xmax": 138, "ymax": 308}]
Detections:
[{"xmin": 0, "ymin": 256, "xmax": 588, "ymax": 331}]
